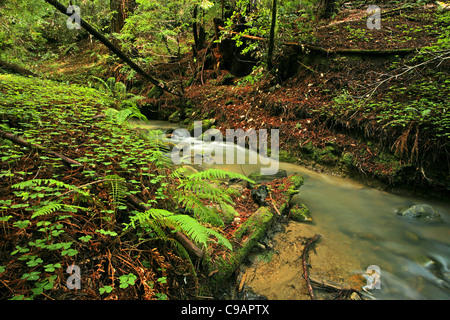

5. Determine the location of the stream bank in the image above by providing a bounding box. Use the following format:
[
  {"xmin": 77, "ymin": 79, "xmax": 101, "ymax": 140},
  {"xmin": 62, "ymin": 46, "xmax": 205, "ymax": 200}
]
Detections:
[{"xmin": 143, "ymin": 120, "xmax": 450, "ymax": 300}]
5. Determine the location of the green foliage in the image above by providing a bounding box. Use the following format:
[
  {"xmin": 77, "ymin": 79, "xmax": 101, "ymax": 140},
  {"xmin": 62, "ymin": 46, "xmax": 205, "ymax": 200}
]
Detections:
[
  {"xmin": 118, "ymin": 0, "xmax": 215, "ymax": 64},
  {"xmin": 0, "ymin": 0, "xmax": 110, "ymax": 65},
  {"xmin": 126, "ymin": 208, "xmax": 232, "ymax": 251},
  {"xmin": 172, "ymin": 168, "xmax": 253, "ymax": 227},
  {"xmin": 119, "ymin": 273, "xmax": 137, "ymax": 288}
]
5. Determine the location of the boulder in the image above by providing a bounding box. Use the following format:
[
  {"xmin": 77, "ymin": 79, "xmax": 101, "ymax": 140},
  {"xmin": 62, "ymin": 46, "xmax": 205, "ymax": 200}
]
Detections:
[{"xmin": 397, "ymin": 204, "xmax": 442, "ymax": 223}]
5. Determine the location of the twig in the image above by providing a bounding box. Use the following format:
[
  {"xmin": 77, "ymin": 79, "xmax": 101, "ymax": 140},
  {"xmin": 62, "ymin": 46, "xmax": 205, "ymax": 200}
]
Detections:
[
  {"xmin": 300, "ymin": 234, "xmax": 321, "ymax": 300},
  {"xmin": 360, "ymin": 49, "xmax": 450, "ymax": 99},
  {"xmin": 310, "ymin": 276, "xmax": 365, "ymax": 300}
]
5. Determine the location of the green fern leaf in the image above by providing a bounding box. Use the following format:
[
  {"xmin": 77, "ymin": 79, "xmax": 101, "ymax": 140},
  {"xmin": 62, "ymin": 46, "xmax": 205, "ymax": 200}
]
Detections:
[{"xmin": 31, "ymin": 203, "xmax": 86, "ymax": 219}]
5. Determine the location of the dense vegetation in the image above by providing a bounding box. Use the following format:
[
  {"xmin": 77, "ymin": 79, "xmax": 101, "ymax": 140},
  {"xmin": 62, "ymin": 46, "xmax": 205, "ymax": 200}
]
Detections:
[{"xmin": 0, "ymin": 0, "xmax": 449, "ymax": 300}]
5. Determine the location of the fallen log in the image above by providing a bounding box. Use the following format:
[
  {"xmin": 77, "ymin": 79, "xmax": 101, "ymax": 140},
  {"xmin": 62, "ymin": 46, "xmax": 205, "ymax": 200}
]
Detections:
[
  {"xmin": 44, "ymin": 0, "xmax": 182, "ymax": 97},
  {"xmin": 219, "ymin": 26, "xmax": 417, "ymax": 56},
  {"xmin": 0, "ymin": 60, "xmax": 38, "ymax": 77},
  {"xmin": 0, "ymin": 129, "xmax": 81, "ymax": 166}
]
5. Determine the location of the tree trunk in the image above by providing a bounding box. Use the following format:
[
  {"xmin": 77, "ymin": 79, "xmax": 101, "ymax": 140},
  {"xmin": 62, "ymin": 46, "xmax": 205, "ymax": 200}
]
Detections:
[
  {"xmin": 267, "ymin": 0, "xmax": 277, "ymax": 70},
  {"xmin": 110, "ymin": 0, "xmax": 124, "ymax": 34},
  {"xmin": 317, "ymin": 0, "xmax": 336, "ymax": 19}
]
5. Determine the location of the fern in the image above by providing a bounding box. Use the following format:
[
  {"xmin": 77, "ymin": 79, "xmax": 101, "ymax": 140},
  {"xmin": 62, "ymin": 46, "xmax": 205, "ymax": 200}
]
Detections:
[
  {"xmin": 127, "ymin": 208, "xmax": 232, "ymax": 251},
  {"xmin": 103, "ymin": 175, "xmax": 127, "ymax": 211},
  {"xmin": 183, "ymin": 168, "xmax": 253, "ymax": 182},
  {"xmin": 104, "ymin": 106, "xmax": 147, "ymax": 125},
  {"xmin": 116, "ymin": 108, "xmax": 133, "ymax": 125},
  {"xmin": 12, "ymin": 179, "xmax": 91, "ymax": 197},
  {"xmin": 31, "ymin": 202, "xmax": 87, "ymax": 219},
  {"xmin": 173, "ymin": 168, "xmax": 253, "ymax": 226}
]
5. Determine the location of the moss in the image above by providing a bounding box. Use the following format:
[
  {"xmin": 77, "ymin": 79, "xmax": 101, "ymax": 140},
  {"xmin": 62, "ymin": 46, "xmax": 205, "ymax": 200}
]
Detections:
[
  {"xmin": 168, "ymin": 110, "xmax": 181, "ymax": 123},
  {"xmin": 289, "ymin": 203, "xmax": 311, "ymax": 222},
  {"xmin": 341, "ymin": 152, "xmax": 356, "ymax": 167},
  {"xmin": 315, "ymin": 146, "xmax": 339, "ymax": 163},
  {"xmin": 234, "ymin": 207, "xmax": 273, "ymax": 241},
  {"xmin": 286, "ymin": 173, "xmax": 304, "ymax": 197},
  {"xmin": 187, "ymin": 119, "xmax": 215, "ymax": 134},
  {"xmin": 206, "ymin": 207, "xmax": 274, "ymax": 284},
  {"xmin": 218, "ymin": 203, "xmax": 239, "ymax": 224},
  {"xmin": 278, "ymin": 149, "xmax": 298, "ymax": 163}
]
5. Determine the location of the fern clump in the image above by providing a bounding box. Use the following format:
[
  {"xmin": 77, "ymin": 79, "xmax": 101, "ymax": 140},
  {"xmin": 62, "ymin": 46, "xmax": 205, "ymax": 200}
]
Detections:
[
  {"xmin": 125, "ymin": 208, "xmax": 232, "ymax": 251},
  {"xmin": 172, "ymin": 168, "xmax": 253, "ymax": 227}
]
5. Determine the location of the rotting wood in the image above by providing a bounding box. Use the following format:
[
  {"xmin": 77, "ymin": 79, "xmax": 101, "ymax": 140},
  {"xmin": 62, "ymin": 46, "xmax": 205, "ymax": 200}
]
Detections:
[
  {"xmin": 300, "ymin": 234, "xmax": 321, "ymax": 300},
  {"xmin": 0, "ymin": 129, "xmax": 81, "ymax": 166},
  {"xmin": 44, "ymin": 0, "xmax": 182, "ymax": 97}
]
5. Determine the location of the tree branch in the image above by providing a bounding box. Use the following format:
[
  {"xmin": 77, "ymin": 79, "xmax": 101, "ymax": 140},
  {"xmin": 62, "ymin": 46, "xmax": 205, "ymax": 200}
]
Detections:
[{"xmin": 301, "ymin": 234, "xmax": 321, "ymax": 300}]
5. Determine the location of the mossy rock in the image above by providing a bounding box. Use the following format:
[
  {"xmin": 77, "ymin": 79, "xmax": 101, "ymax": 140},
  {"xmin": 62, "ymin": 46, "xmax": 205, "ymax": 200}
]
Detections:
[
  {"xmin": 286, "ymin": 173, "xmax": 304, "ymax": 198},
  {"xmin": 289, "ymin": 203, "xmax": 311, "ymax": 222},
  {"xmin": 278, "ymin": 149, "xmax": 298, "ymax": 163},
  {"xmin": 397, "ymin": 204, "xmax": 442, "ymax": 223},
  {"xmin": 315, "ymin": 146, "xmax": 339, "ymax": 163},
  {"xmin": 187, "ymin": 119, "xmax": 216, "ymax": 135},
  {"xmin": 341, "ymin": 152, "xmax": 356, "ymax": 167},
  {"xmin": 218, "ymin": 203, "xmax": 239, "ymax": 225}
]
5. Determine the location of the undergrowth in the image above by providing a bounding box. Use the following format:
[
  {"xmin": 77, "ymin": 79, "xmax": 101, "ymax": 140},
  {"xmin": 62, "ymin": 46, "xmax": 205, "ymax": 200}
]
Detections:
[{"xmin": 0, "ymin": 74, "xmax": 249, "ymax": 300}]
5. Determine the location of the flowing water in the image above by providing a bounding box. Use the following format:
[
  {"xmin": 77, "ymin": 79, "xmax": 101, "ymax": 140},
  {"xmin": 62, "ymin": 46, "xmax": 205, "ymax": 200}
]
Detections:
[{"xmin": 142, "ymin": 120, "xmax": 450, "ymax": 300}]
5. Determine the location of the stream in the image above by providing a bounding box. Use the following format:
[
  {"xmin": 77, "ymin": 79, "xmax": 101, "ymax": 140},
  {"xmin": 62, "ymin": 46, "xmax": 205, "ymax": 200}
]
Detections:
[{"xmin": 139, "ymin": 120, "xmax": 450, "ymax": 300}]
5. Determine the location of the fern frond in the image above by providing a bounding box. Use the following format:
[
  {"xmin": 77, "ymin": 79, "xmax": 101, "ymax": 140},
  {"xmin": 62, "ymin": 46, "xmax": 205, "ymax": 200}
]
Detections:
[
  {"xmin": 128, "ymin": 208, "xmax": 232, "ymax": 251},
  {"xmin": 116, "ymin": 109, "xmax": 133, "ymax": 125},
  {"xmin": 103, "ymin": 175, "xmax": 127, "ymax": 210},
  {"xmin": 90, "ymin": 76, "xmax": 110, "ymax": 94},
  {"xmin": 106, "ymin": 77, "xmax": 116, "ymax": 91},
  {"xmin": 113, "ymin": 81, "xmax": 127, "ymax": 100},
  {"xmin": 31, "ymin": 203, "xmax": 87, "ymax": 219},
  {"xmin": 170, "ymin": 214, "xmax": 232, "ymax": 250},
  {"xmin": 12, "ymin": 179, "xmax": 91, "ymax": 197},
  {"xmin": 177, "ymin": 194, "xmax": 225, "ymax": 227},
  {"xmin": 186, "ymin": 169, "xmax": 252, "ymax": 182}
]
